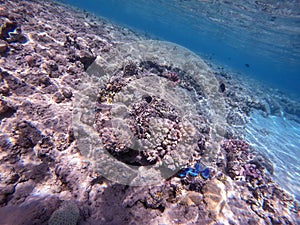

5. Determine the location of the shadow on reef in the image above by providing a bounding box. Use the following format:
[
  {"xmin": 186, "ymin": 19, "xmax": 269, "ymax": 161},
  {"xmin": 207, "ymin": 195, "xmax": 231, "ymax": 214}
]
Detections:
[{"xmin": 0, "ymin": 195, "xmax": 60, "ymax": 225}]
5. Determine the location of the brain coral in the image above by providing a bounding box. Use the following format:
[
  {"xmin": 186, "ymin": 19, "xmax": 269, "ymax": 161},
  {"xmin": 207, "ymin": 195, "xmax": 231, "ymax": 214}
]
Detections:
[{"xmin": 48, "ymin": 201, "xmax": 79, "ymax": 225}]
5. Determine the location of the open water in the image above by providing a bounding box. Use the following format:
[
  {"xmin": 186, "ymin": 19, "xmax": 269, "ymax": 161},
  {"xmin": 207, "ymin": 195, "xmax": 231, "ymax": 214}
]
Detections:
[{"xmin": 58, "ymin": 0, "xmax": 300, "ymax": 96}]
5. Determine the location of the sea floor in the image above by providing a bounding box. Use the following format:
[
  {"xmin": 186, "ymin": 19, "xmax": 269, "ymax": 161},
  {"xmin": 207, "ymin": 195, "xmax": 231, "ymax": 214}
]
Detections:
[{"xmin": 0, "ymin": 0, "xmax": 299, "ymax": 224}]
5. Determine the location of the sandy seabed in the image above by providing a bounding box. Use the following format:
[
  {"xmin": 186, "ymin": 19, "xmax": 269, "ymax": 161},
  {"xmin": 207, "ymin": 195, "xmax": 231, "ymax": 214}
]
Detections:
[{"xmin": 0, "ymin": 0, "xmax": 299, "ymax": 224}]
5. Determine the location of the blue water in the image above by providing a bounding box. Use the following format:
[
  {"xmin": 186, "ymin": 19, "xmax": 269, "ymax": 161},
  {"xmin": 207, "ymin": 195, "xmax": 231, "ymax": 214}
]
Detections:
[{"xmin": 58, "ymin": 0, "xmax": 300, "ymax": 97}]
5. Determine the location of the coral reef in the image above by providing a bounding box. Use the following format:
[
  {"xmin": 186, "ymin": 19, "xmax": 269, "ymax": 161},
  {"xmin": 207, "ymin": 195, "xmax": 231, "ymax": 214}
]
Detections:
[
  {"xmin": 0, "ymin": 0, "xmax": 299, "ymax": 225},
  {"xmin": 76, "ymin": 44, "xmax": 221, "ymax": 185},
  {"xmin": 218, "ymin": 139, "xmax": 299, "ymax": 223}
]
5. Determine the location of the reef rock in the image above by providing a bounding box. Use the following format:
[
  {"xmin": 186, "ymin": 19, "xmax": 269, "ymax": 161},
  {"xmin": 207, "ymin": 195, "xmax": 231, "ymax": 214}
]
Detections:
[
  {"xmin": 0, "ymin": 40, "xmax": 8, "ymax": 53},
  {"xmin": 202, "ymin": 179, "xmax": 227, "ymax": 220},
  {"xmin": 0, "ymin": 98, "xmax": 16, "ymax": 119},
  {"xmin": 0, "ymin": 196, "xmax": 60, "ymax": 225}
]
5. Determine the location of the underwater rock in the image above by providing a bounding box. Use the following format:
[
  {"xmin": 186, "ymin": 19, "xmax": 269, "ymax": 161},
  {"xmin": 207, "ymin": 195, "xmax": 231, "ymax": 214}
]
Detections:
[
  {"xmin": 0, "ymin": 196, "xmax": 60, "ymax": 225},
  {"xmin": 0, "ymin": 98, "xmax": 16, "ymax": 120},
  {"xmin": 16, "ymin": 121, "xmax": 43, "ymax": 149},
  {"xmin": 2, "ymin": 72, "xmax": 35, "ymax": 96},
  {"xmin": 202, "ymin": 179, "xmax": 227, "ymax": 220},
  {"xmin": 123, "ymin": 60, "xmax": 138, "ymax": 77},
  {"xmin": 167, "ymin": 204, "xmax": 200, "ymax": 224},
  {"xmin": 187, "ymin": 177, "xmax": 207, "ymax": 192},
  {"xmin": 0, "ymin": 19, "xmax": 18, "ymax": 39},
  {"xmin": 226, "ymin": 108, "xmax": 248, "ymax": 125},
  {"xmin": 61, "ymin": 88, "xmax": 73, "ymax": 99},
  {"xmin": 144, "ymin": 186, "xmax": 167, "ymax": 210},
  {"xmin": 77, "ymin": 50, "xmax": 96, "ymax": 70},
  {"xmin": 220, "ymin": 138, "xmax": 299, "ymax": 223},
  {"xmin": 221, "ymin": 180, "xmax": 267, "ymax": 224},
  {"xmin": 44, "ymin": 60, "xmax": 60, "ymax": 78},
  {"xmin": 24, "ymin": 55, "xmax": 40, "ymax": 67},
  {"xmin": 53, "ymin": 91, "xmax": 65, "ymax": 103},
  {"xmin": 6, "ymin": 27, "xmax": 27, "ymax": 43},
  {"xmin": 23, "ymin": 162, "xmax": 50, "ymax": 182},
  {"xmin": 8, "ymin": 180, "xmax": 35, "ymax": 205},
  {"xmin": 248, "ymin": 98, "xmax": 271, "ymax": 114},
  {"xmin": 0, "ymin": 184, "xmax": 15, "ymax": 205},
  {"xmin": 0, "ymin": 39, "xmax": 8, "ymax": 53},
  {"xmin": 0, "ymin": 18, "xmax": 26, "ymax": 43},
  {"xmin": 0, "ymin": 86, "xmax": 10, "ymax": 96},
  {"xmin": 64, "ymin": 33, "xmax": 80, "ymax": 49}
]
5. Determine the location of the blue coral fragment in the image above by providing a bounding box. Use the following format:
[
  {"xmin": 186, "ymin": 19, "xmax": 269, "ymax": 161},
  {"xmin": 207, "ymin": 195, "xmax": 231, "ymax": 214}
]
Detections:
[{"xmin": 178, "ymin": 162, "xmax": 210, "ymax": 179}]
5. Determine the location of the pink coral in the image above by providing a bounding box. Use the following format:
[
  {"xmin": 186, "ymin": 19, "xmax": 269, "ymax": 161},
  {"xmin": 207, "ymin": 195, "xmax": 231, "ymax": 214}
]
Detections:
[
  {"xmin": 241, "ymin": 163, "xmax": 261, "ymax": 179},
  {"xmin": 222, "ymin": 139, "xmax": 249, "ymax": 153}
]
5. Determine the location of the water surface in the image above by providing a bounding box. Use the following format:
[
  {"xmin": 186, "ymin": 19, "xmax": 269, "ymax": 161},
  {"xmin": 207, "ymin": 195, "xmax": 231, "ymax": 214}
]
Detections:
[{"xmin": 58, "ymin": 0, "xmax": 300, "ymax": 96}]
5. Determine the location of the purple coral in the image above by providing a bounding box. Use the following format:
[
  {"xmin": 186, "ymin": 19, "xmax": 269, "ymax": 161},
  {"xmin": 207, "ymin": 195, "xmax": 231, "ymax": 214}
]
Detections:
[
  {"xmin": 240, "ymin": 164, "xmax": 261, "ymax": 179},
  {"xmin": 222, "ymin": 139, "xmax": 249, "ymax": 154},
  {"xmin": 221, "ymin": 139, "xmax": 253, "ymax": 179},
  {"xmin": 162, "ymin": 71, "xmax": 180, "ymax": 85}
]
